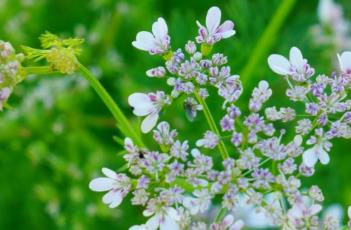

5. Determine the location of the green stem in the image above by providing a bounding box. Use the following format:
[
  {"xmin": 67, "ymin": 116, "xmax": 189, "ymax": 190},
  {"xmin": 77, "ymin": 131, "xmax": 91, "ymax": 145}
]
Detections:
[
  {"xmin": 194, "ymin": 91, "xmax": 229, "ymax": 159},
  {"xmin": 240, "ymin": 0, "xmax": 296, "ymax": 86},
  {"xmin": 24, "ymin": 66, "xmax": 57, "ymax": 75},
  {"xmin": 77, "ymin": 63, "xmax": 145, "ymax": 147}
]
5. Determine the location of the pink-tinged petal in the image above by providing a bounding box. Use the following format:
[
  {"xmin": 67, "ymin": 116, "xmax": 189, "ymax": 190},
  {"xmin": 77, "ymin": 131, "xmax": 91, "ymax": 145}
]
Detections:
[
  {"xmin": 268, "ymin": 54, "xmax": 291, "ymax": 75},
  {"xmin": 222, "ymin": 215, "xmax": 234, "ymax": 228},
  {"xmin": 152, "ymin": 17, "xmax": 168, "ymax": 39},
  {"xmin": 230, "ymin": 220, "xmax": 244, "ymax": 230},
  {"xmin": 132, "ymin": 31, "xmax": 155, "ymax": 51},
  {"xmin": 319, "ymin": 148, "xmax": 330, "ymax": 165},
  {"xmin": 146, "ymin": 214, "xmax": 161, "ymax": 230},
  {"xmin": 303, "ymin": 147, "xmax": 318, "ymax": 167},
  {"xmin": 289, "ymin": 47, "xmax": 304, "ymax": 68},
  {"xmin": 217, "ymin": 20, "xmax": 235, "ymax": 38},
  {"xmin": 141, "ymin": 113, "xmax": 159, "ymax": 133},
  {"xmin": 206, "ymin": 6, "xmax": 221, "ymax": 34},
  {"xmin": 128, "ymin": 93, "xmax": 152, "ymax": 107},
  {"xmin": 310, "ymin": 204, "xmax": 322, "ymax": 215},
  {"xmin": 89, "ymin": 178, "xmax": 115, "ymax": 192},
  {"xmin": 101, "ymin": 167, "xmax": 117, "ymax": 179},
  {"xmin": 219, "ymin": 29, "xmax": 236, "ymax": 39},
  {"xmin": 338, "ymin": 51, "xmax": 351, "ymax": 72}
]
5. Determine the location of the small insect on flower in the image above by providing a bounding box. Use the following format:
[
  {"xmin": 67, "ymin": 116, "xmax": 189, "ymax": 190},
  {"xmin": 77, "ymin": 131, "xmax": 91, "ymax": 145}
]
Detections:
[
  {"xmin": 128, "ymin": 91, "xmax": 170, "ymax": 133},
  {"xmin": 268, "ymin": 47, "xmax": 315, "ymax": 82},
  {"xmin": 337, "ymin": 51, "xmax": 351, "ymax": 75},
  {"xmin": 196, "ymin": 6, "xmax": 235, "ymax": 46},
  {"xmin": 132, "ymin": 18, "xmax": 171, "ymax": 57},
  {"xmin": 89, "ymin": 168, "xmax": 131, "ymax": 208}
]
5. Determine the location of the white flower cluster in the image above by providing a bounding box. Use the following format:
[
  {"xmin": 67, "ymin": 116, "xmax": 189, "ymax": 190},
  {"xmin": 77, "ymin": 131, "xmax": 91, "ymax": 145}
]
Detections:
[{"xmin": 89, "ymin": 6, "xmax": 351, "ymax": 230}]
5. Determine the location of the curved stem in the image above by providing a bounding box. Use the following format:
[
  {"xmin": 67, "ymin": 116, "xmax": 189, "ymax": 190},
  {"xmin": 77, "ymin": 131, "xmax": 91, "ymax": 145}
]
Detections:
[
  {"xmin": 77, "ymin": 63, "xmax": 145, "ymax": 147},
  {"xmin": 194, "ymin": 91, "xmax": 229, "ymax": 159}
]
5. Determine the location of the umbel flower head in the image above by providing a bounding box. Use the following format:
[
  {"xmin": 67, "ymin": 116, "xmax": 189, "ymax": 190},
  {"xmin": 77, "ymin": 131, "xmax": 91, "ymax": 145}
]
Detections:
[
  {"xmin": 22, "ymin": 32, "xmax": 84, "ymax": 74},
  {"xmin": 0, "ymin": 40, "xmax": 25, "ymax": 110}
]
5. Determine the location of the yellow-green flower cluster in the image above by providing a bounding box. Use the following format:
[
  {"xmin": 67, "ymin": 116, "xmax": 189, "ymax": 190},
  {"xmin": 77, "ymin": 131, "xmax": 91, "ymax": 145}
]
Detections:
[
  {"xmin": 23, "ymin": 32, "xmax": 84, "ymax": 74},
  {"xmin": 0, "ymin": 40, "xmax": 25, "ymax": 110}
]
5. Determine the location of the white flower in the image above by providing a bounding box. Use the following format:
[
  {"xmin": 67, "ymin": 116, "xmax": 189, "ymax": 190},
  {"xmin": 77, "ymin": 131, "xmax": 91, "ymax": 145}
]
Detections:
[
  {"xmin": 196, "ymin": 6, "xmax": 235, "ymax": 45},
  {"xmin": 288, "ymin": 200, "xmax": 322, "ymax": 221},
  {"xmin": 128, "ymin": 91, "xmax": 170, "ymax": 133},
  {"xmin": 318, "ymin": 0, "xmax": 342, "ymax": 25},
  {"xmin": 337, "ymin": 51, "xmax": 351, "ymax": 74},
  {"xmin": 89, "ymin": 168, "xmax": 131, "ymax": 208},
  {"xmin": 303, "ymin": 143, "xmax": 330, "ymax": 167},
  {"xmin": 130, "ymin": 207, "xmax": 180, "ymax": 230},
  {"xmin": 268, "ymin": 47, "xmax": 314, "ymax": 81},
  {"xmin": 183, "ymin": 189, "xmax": 212, "ymax": 215},
  {"xmin": 132, "ymin": 17, "xmax": 170, "ymax": 55}
]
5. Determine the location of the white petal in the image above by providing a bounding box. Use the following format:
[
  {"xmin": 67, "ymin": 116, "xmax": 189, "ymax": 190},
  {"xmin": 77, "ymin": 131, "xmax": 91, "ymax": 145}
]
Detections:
[
  {"xmin": 338, "ymin": 51, "xmax": 351, "ymax": 72},
  {"xmin": 160, "ymin": 214, "xmax": 180, "ymax": 230},
  {"xmin": 129, "ymin": 225, "xmax": 147, "ymax": 230},
  {"xmin": 133, "ymin": 104, "xmax": 154, "ymax": 116},
  {"xmin": 268, "ymin": 54, "xmax": 291, "ymax": 75},
  {"xmin": 128, "ymin": 93, "xmax": 152, "ymax": 108},
  {"xmin": 103, "ymin": 190, "xmax": 123, "ymax": 208},
  {"xmin": 348, "ymin": 206, "xmax": 351, "ymax": 218},
  {"xmin": 258, "ymin": 80, "xmax": 269, "ymax": 89},
  {"xmin": 303, "ymin": 147, "xmax": 318, "ymax": 167},
  {"xmin": 294, "ymin": 135, "xmax": 302, "ymax": 146},
  {"xmin": 289, "ymin": 47, "xmax": 304, "ymax": 68},
  {"xmin": 102, "ymin": 167, "xmax": 117, "ymax": 179},
  {"xmin": 319, "ymin": 148, "xmax": 330, "ymax": 165},
  {"xmin": 141, "ymin": 113, "xmax": 159, "ymax": 133},
  {"xmin": 146, "ymin": 215, "xmax": 161, "ymax": 230},
  {"xmin": 132, "ymin": 31, "xmax": 155, "ymax": 51},
  {"xmin": 89, "ymin": 178, "xmax": 115, "ymax": 191},
  {"xmin": 206, "ymin": 6, "xmax": 221, "ymax": 33},
  {"xmin": 310, "ymin": 204, "xmax": 322, "ymax": 215},
  {"xmin": 289, "ymin": 205, "xmax": 303, "ymax": 218},
  {"xmin": 217, "ymin": 20, "xmax": 235, "ymax": 38},
  {"xmin": 231, "ymin": 220, "xmax": 244, "ymax": 230},
  {"xmin": 195, "ymin": 139, "xmax": 205, "ymax": 147},
  {"xmin": 152, "ymin": 17, "xmax": 168, "ymax": 39},
  {"xmin": 166, "ymin": 208, "xmax": 180, "ymax": 221}
]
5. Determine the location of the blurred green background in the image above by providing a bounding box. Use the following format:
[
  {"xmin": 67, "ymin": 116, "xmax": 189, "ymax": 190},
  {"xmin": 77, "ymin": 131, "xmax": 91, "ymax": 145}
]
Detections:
[{"xmin": 0, "ymin": 0, "xmax": 351, "ymax": 229}]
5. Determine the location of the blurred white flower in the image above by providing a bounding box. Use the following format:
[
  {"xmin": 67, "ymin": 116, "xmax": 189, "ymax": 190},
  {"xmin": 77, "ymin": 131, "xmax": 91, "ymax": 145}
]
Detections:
[
  {"xmin": 132, "ymin": 18, "xmax": 170, "ymax": 55},
  {"xmin": 337, "ymin": 51, "xmax": 351, "ymax": 74},
  {"xmin": 196, "ymin": 6, "xmax": 235, "ymax": 45},
  {"xmin": 89, "ymin": 168, "xmax": 131, "ymax": 208}
]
